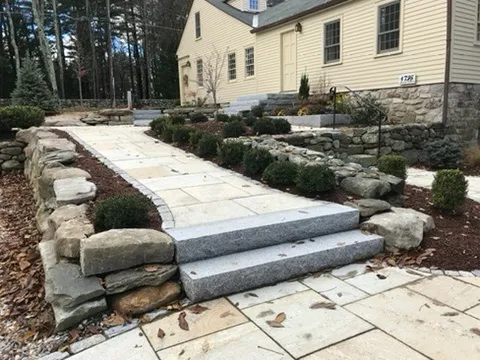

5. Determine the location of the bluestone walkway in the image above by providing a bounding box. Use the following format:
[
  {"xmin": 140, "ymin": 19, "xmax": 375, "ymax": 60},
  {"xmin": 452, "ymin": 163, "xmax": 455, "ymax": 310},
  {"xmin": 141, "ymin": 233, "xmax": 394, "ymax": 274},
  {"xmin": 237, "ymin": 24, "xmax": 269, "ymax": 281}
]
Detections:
[
  {"xmin": 407, "ymin": 168, "xmax": 480, "ymax": 202},
  {"xmin": 65, "ymin": 126, "xmax": 321, "ymax": 229}
]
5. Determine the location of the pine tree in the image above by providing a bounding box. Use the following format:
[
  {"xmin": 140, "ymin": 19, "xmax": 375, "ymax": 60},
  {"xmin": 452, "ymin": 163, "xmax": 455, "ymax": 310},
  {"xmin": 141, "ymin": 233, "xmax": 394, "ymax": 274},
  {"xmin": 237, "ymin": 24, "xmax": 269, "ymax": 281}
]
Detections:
[
  {"xmin": 299, "ymin": 73, "xmax": 310, "ymax": 100},
  {"xmin": 11, "ymin": 57, "xmax": 57, "ymax": 112}
]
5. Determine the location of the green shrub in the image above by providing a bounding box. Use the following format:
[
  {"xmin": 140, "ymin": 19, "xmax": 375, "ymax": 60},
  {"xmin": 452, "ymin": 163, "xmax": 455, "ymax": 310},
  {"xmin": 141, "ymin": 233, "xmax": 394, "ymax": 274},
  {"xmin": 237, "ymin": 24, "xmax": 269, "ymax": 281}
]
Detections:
[
  {"xmin": 378, "ymin": 155, "xmax": 407, "ymax": 179},
  {"xmin": 150, "ymin": 117, "xmax": 164, "ymax": 133},
  {"xmin": 223, "ymin": 120, "xmax": 246, "ymax": 138},
  {"xmin": 350, "ymin": 93, "xmax": 386, "ymax": 126},
  {"xmin": 463, "ymin": 146, "xmax": 480, "ymax": 168},
  {"xmin": 252, "ymin": 118, "xmax": 275, "ymax": 135},
  {"xmin": 197, "ymin": 134, "xmax": 221, "ymax": 158},
  {"xmin": 272, "ymin": 118, "xmax": 291, "ymax": 134},
  {"xmin": 161, "ymin": 124, "xmax": 175, "ymax": 143},
  {"xmin": 262, "ymin": 161, "xmax": 298, "ymax": 185},
  {"xmin": 189, "ymin": 129, "xmax": 204, "ymax": 146},
  {"xmin": 0, "ymin": 106, "xmax": 45, "ymax": 133},
  {"xmin": 243, "ymin": 148, "xmax": 274, "ymax": 176},
  {"xmin": 432, "ymin": 169, "xmax": 468, "ymax": 213},
  {"xmin": 299, "ymin": 73, "xmax": 310, "ymax": 100},
  {"xmin": 295, "ymin": 165, "xmax": 336, "ymax": 194},
  {"xmin": 168, "ymin": 115, "xmax": 186, "ymax": 125},
  {"xmin": 425, "ymin": 138, "xmax": 462, "ymax": 169},
  {"xmin": 244, "ymin": 115, "xmax": 257, "ymax": 127},
  {"xmin": 94, "ymin": 195, "xmax": 150, "ymax": 232},
  {"xmin": 251, "ymin": 105, "xmax": 264, "ymax": 118},
  {"xmin": 229, "ymin": 114, "xmax": 243, "ymax": 123},
  {"xmin": 172, "ymin": 126, "xmax": 191, "ymax": 143},
  {"xmin": 190, "ymin": 112, "xmax": 208, "ymax": 123},
  {"xmin": 216, "ymin": 114, "xmax": 230, "ymax": 123},
  {"xmin": 218, "ymin": 141, "xmax": 247, "ymax": 166}
]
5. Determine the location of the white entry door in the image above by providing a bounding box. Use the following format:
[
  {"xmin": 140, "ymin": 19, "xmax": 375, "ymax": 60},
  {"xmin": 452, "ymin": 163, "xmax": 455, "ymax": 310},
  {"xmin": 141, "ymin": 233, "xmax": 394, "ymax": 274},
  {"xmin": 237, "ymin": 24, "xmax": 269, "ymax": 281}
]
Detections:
[{"xmin": 281, "ymin": 31, "xmax": 297, "ymax": 92}]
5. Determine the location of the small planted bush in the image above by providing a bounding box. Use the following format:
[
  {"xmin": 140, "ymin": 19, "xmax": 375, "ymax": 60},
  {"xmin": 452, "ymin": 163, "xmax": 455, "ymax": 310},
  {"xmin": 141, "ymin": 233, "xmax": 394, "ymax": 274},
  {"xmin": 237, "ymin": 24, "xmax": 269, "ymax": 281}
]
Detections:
[
  {"xmin": 172, "ymin": 126, "xmax": 191, "ymax": 143},
  {"xmin": 272, "ymin": 118, "xmax": 291, "ymax": 134},
  {"xmin": 432, "ymin": 169, "xmax": 468, "ymax": 213},
  {"xmin": 252, "ymin": 118, "xmax": 275, "ymax": 135},
  {"xmin": 295, "ymin": 165, "xmax": 336, "ymax": 194},
  {"xmin": 425, "ymin": 138, "xmax": 462, "ymax": 169},
  {"xmin": 262, "ymin": 161, "xmax": 298, "ymax": 185},
  {"xmin": 223, "ymin": 120, "xmax": 246, "ymax": 138},
  {"xmin": 216, "ymin": 113, "xmax": 230, "ymax": 123},
  {"xmin": 190, "ymin": 112, "xmax": 208, "ymax": 123},
  {"xmin": 189, "ymin": 130, "xmax": 204, "ymax": 146},
  {"xmin": 0, "ymin": 105, "xmax": 44, "ymax": 133},
  {"xmin": 229, "ymin": 114, "xmax": 243, "ymax": 123},
  {"xmin": 463, "ymin": 146, "xmax": 480, "ymax": 168},
  {"xmin": 161, "ymin": 124, "xmax": 175, "ymax": 143},
  {"xmin": 378, "ymin": 155, "xmax": 407, "ymax": 179},
  {"xmin": 94, "ymin": 195, "xmax": 150, "ymax": 232},
  {"xmin": 243, "ymin": 148, "xmax": 274, "ymax": 176},
  {"xmin": 217, "ymin": 141, "xmax": 247, "ymax": 166},
  {"xmin": 168, "ymin": 115, "xmax": 186, "ymax": 125},
  {"xmin": 251, "ymin": 105, "xmax": 264, "ymax": 118},
  {"xmin": 244, "ymin": 115, "xmax": 257, "ymax": 127},
  {"xmin": 150, "ymin": 117, "xmax": 164, "ymax": 134},
  {"xmin": 197, "ymin": 134, "xmax": 221, "ymax": 158}
]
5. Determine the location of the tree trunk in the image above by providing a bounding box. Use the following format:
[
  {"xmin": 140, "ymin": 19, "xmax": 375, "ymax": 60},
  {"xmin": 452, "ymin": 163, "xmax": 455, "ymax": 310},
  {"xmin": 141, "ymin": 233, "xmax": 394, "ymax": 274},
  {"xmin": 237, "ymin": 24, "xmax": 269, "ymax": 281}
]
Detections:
[
  {"xmin": 130, "ymin": 3, "xmax": 143, "ymax": 99},
  {"xmin": 124, "ymin": 2, "xmax": 134, "ymax": 95},
  {"xmin": 31, "ymin": 0, "xmax": 59, "ymax": 98},
  {"xmin": 106, "ymin": 0, "xmax": 114, "ymax": 106},
  {"xmin": 4, "ymin": 0, "xmax": 20, "ymax": 79},
  {"xmin": 85, "ymin": 0, "xmax": 98, "ymax": 99},
  {"xmin": 142, "ymin": 0, "xmax": 154, "ymax": 98},
  {"xmin": 52, "ymin": 0, "xmax": 65, "ymax": 98},
  {"xmin": 78, "ymin": 77, "xmax": 83, "ymax": 106}
]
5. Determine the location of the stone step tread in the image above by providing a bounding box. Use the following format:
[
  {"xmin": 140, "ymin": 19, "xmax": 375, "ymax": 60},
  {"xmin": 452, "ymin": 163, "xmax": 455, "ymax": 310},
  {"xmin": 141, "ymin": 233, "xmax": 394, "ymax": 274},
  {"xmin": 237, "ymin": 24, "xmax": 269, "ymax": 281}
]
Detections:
[
  {"xmin": 179, "ymin": 230, "xmax": 383, "ymax": 302},
  {"xmin": 167, "ymin": 204, "xmax": 359, "ymax": 264}
]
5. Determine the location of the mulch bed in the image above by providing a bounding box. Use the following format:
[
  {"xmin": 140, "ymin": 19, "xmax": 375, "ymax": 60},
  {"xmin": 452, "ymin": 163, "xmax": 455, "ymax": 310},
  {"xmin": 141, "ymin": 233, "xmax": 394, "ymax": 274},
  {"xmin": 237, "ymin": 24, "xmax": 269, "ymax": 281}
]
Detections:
[
  {"xmin": 53, "ymin": 130, "xmax": 162, "ymax": 230},
  {"xmin": 414, "ymin": 163, "xmax": 480, "ymax": 177}
]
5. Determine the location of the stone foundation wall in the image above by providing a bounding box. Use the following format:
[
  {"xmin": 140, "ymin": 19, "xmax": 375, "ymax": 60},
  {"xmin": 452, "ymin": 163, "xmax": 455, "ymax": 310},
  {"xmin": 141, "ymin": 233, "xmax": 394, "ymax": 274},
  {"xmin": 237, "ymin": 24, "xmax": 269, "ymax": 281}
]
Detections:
[
  {"xmin": 446, "ymin": 83, "xmax": 480, "ymax": 143},
  {"xmin": 0, "ymin": 98, "xmax": 177, "ymax": 109},
  {"xmin": 276, "ymin": 123, "xmax": 446, "ymax": 165},
  {"xmin": 0, "ymin": 139, "xmax": 26, "ymax": 173}
]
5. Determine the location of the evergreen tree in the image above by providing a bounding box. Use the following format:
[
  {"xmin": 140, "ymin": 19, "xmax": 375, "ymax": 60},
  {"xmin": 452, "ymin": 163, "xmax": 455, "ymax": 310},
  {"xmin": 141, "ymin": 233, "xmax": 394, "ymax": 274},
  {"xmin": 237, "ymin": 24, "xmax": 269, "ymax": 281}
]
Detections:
[
  {"xmin": 299, "ymin": 73, "xmax": 310, "ymax": 100},
  {"xmin": 11, "ymin": 56, "xmax": 57, "ymax": 112}
]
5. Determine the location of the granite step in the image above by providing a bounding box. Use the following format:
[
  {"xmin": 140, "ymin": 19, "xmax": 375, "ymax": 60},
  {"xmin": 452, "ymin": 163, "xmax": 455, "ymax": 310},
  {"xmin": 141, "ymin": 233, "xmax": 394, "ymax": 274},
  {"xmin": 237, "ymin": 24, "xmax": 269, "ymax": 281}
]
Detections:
[
  {"xmin": 179, "ymin": 230, "xmax": 384, "ymax": 302},
  {"xmin": 167, "ymin": 204, "xmax": 359, "ymax": 264}
]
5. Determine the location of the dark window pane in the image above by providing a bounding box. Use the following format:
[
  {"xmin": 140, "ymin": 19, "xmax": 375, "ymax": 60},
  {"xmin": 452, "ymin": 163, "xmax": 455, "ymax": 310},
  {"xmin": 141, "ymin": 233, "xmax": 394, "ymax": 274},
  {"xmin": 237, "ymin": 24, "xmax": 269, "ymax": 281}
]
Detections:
[
  {"xmin": 378, "ymin": 1, "xmax": 400, "ymax": 52},
  {"xmin": 324, "ymin": 20, "xmax": 340, "ymax": 63}
]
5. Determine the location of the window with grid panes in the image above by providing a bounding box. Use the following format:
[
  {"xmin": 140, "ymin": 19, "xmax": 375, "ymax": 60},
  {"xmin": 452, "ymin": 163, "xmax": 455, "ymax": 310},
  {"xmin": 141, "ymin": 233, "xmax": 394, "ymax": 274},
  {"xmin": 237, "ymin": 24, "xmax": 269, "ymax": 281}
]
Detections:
[
  {"xmin": 378, "ymin": 1, "xmax": 401, "ymax": 53},
  {"xmin": 324, "ymin": 20, "xmax": 341, "ymax": 64},
  {"xmin": 228, "ymin": 53, "xmax": 236, "ymax": 81},
  {"xmin": 196, "ymin": 59, "xmax": 203, "ymax": 87},
  {"xmin": 245, "ymin": 47, "xmax": 255, "ymax": 77},
  {"xmin": 195, "ymin": 12, "xmax": 201, "ymax": 39},
  {"xmin": 250, "ymin": 0, "xmax": 258, "ymax": 10}
]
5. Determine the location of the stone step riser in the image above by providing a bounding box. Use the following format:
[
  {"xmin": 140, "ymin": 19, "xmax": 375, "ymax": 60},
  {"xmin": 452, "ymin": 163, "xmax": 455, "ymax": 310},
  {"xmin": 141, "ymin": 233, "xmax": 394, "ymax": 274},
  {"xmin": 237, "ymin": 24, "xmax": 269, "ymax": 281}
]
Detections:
[
  {"xmin": 180, "ymin": 230, "xmax": 383, "ymax": 302},
  {"xmin": 167, "ymin": 204, "xmax": 359, "ymax": 264}
]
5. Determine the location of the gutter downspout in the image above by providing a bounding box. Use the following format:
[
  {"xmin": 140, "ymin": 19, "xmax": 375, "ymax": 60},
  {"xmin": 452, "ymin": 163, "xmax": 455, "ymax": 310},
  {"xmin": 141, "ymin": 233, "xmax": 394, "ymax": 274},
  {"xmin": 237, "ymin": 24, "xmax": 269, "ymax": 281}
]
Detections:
[{"xmin": 442, "ymin": 0, "xmax": 453, "ymax": 125}]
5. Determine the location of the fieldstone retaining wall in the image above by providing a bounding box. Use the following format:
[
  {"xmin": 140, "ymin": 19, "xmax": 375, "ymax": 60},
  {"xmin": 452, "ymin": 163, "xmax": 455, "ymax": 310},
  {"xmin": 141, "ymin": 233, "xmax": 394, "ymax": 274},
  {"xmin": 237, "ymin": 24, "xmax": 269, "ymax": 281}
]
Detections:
[
  {"xmin": 0, "ymin": 139, "xmax": 26, "ymax": 174},
  {"xmin": 18, "ymin": 127, "xmax": 179, "ymax": 331},
  {"xmin": 0, "ymin": 98, "xmax": 176, "ymax": 109},
  {"xmin": 275, "ymin": 123, "xmax": 446, "ymax": 166}
]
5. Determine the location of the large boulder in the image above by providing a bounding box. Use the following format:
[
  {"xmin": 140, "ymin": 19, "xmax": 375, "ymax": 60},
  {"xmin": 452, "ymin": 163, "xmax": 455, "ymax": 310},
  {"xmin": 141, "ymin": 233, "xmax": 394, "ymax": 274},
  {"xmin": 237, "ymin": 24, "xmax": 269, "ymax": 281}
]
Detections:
[
  {"xmin": 379, "ymin": 174, "xmax": 405, "ymax": 194},
  {"xmin": 53, "ymin": 177, "xmax": 97, "ymax": 206},
  {"xmin": 361, "ymin": 211, "xmax": 424, "ymax": 252},
  {"xmin": 55, "ymin": 218, "xmax": 95, "ymax": 258},
  {"xmin": 16, "ymin": 128, "xmax": 58, "ymax": 144},
  {"xmin": 1, "ymin": 159, "xmax": 22, "ymax": 171},
  {"xmin": 53, "ymin": 298, "xmax": 107, "ymax": 332},
  {"xmin": 45, "ymin": 263, "xmax": 105, "ymax": 309},
  {"xmin": 97, "ymin": 109, "xmax": 132, "ymax": 117},
  {"xmin": 39, "ymin": 168, "xmax": 91, "ymax": 206},
  {"xmin": 340, "ymin": 176, "xmax": 391, "ymax": 199},
  {"xmin": 344, "ymin": 199, "xmax": 391, "ymax": 217},
  {"xmin": 111, "ymin": 283, "xmax": 181, "ymax": 316},
  {"xmin": 80, "ymin": 229, "xmax": 174, "ymax": 276},
  {"xmin": 104, "ymin": 264, "xmax": 178, "ymax": 295},
  {"xmin": 80, "ymin": 113, "xmax": 109, "ymax": 125},
  {"xmin": 391, "ymin": 207, "xmax": 435, "ymax": 233},
  {"xmin": 48, "ymin": 204, "xmax": 89, "ymax": 234}
]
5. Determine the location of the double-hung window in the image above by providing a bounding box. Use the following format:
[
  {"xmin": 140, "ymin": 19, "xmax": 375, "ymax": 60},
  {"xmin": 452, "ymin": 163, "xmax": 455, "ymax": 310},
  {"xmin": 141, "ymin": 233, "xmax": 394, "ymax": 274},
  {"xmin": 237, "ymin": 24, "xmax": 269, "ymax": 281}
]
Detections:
[
  {"xmin": 324, "ymin": 20, "xmax": 341, "ymax": 64},
  {"xmin": 195, "ymin": 12, "xmax": 201, "ymax": 39},
  {"xmin": 245, "ymin": 47, "xmax": 255, "ymax": 77},
  {"xmin": 228, "ymin": 53, "xmax": 237, "ymax": 81},
  {"xmin": 477, "ymin": 0, "xmax": 480, "ymax": 42},
  {"xmin": 377, "ymin": 0, "xmax": 401, "ymax": 53},
  {"xmin": 250, "ymin": 0, "xmax": 259, "ymax": 11},
  {"xmin": 196, "ymin": 59, "xmax": 203, "ymax": 87}
]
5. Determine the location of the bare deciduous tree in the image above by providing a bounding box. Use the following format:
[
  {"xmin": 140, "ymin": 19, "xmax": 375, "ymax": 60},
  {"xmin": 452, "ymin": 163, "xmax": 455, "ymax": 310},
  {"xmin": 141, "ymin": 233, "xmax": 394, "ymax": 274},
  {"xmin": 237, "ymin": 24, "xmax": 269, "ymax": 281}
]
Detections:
[{"xmin": 4, "ymin": 0, "xmax": 20, "ymax": 80}]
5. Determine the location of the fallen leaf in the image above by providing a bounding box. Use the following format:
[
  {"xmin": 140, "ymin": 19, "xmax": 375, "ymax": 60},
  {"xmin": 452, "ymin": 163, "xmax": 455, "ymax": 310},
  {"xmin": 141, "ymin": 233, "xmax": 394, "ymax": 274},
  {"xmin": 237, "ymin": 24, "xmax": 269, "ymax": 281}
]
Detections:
[
  {"xmin": 376, "ymin": 274, "xmax": 387, "ymax": 280},
  {"xmin": 442, "ymin": 312, "xmax": 459, "ymax": 317},
  {"xmin": 386, "ymin": 258, "xmax": 396, "ymax": 266},
  {"xmin": 220, "ymin": 311, "xmax": 232, "ymax": 318},
  {"xmin": 178, "ymin": 312, "xmax": 189, "ymax": 331},
  {"xmin": 189, "ymin": 304, "xmax": 209, "ymax": 314},
  {"xmin": 245, "ymin": 293, "xmax": 258, "ymax": 298},
  {"xmin": 157, "ymin": 328, "xmax": 165, "ymax": 338},
  {"xmin": 266, "ymin": 312, "xmax": 286, "ymax": 328},
  {"xmin": 103, "ymin": 313, "xmax": 126, "ymax": 327},
  {"xmin": 320, "ymin": 293, "xmax": 332, "ymax": 301},
  {"xmin": 167, "ymin": 302, "xmax": 183, "ymax": 311},
  {"xmin": 278, "ymin": 254, "xmax": 287, "ymax": 257},
  {"xmin": 190, "ymin": 271, "xmax": 197, "ymax": 275},
  {"xmin": 69, "ymin": 328, "xmax": 80, "ymax": 342},
  {"xmin": 337, "ymin": 292, "xmax": 343, "ymax": 298},
  {"xmin": 310, "ymin": 302, "xmax": 336, "ymax": 310},
  {"xmin": 179, "ymin": 349, "xmax": 185, "ymax": 356},
  {"xmin": 138, "ymin": 314, "xmax": 151, "ymax": 324},
  {"xmin": 144, "ymin": 264, "xmax": 160, "ymax": 273},
  {"xmin": 266, "ymin": 320, "xmax": 284, "ymax": 328},
  {"xmin": 19, "ymin": 260, "xmax": 31, "ymax": 271},
  {"xmin": 337, "ymin": 242, "xmax": 346, "ymax": 246},
  {"xmin": 274, "ymin": 312, "xmax": 286, "ymax": 323},
  {"xmin": 471, "ymin": 328, "xmax": 480, "ymax": 336}
]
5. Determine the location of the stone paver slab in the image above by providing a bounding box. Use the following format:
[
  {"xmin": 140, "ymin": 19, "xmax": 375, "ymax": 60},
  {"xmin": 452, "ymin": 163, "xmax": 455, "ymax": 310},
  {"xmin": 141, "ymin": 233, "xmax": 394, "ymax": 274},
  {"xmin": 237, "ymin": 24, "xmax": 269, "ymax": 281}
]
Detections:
[
  {"xmin": 125, "ymin": 166, "xmax": 175, "ymax": 179},
  {"xmin": 330, "ymin": 262, "xmax": 369, "ymax": 280},
  {"xmin": 142, "ymin": 298, "xmax": 248, "ymax": 351},
  {"xmin": 154, "ymin": 189, "xmax": 200, "ymax": 207},
  {"xmin": 301, "ymin": 274, "xmax": 368, "ymax": 305},
  {"xmin": 467, "ymin": 305, "xmax": 480, "ymax": 320},
  {"xmin": 242, "ymin": 290, "xmax": 372, "ymax": 358},
  {"xmin": 141, "ymin": 173, "xmax": 223, "ymax": 191},
  {"xmin": 183, "ymin": 183, "xmax": 251, "ymax": 203},
  {"xmin": 346, "ymin": 287, "xmax": 480, "ymax": 360},
  {"xmin": 345, "ymin": 267, "xmax": 423, "ymax": 295},
  {"xmin": 407, "ymin": 276, "xmax": 480, "ymax": 311},
  {"xmin": 457, "ymin": 276, "xmax": 480, "ymax": 288},
  {"xmin": 227, "ymin": 281, "xmax": 309, "ymax": 309},
  {"xmin": 168, "ymin": 162, "xmax": 220, "ymax": 174},
  {"xmin": 304, "ymin": 329, "xmax": 428, "ymax": 360},
  {"xmin": 234, "ymin": 193, "xmax": 320, "ymax": 214},
  {"xmin": 211, "ymin": 174, "xmax": 271, "ymax": 195},
  {"xmin": 157, "ymin": 323, "xmax": 292, "ymax": 360},
  {"xmin": 68, "ymin": 329, "xmax": 157, "ymax": 360}
]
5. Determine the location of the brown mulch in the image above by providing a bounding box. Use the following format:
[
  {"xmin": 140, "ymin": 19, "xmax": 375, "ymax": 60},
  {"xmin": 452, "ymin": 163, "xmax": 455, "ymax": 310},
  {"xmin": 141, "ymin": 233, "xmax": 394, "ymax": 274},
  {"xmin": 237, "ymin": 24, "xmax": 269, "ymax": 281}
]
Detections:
[
  {"xmin": 52, "ymin": 130, "xmax": 162, "ymax": 230},
  {"xmin": 0, "ymin": 173, "xmax": 54, "ymax": 341}
]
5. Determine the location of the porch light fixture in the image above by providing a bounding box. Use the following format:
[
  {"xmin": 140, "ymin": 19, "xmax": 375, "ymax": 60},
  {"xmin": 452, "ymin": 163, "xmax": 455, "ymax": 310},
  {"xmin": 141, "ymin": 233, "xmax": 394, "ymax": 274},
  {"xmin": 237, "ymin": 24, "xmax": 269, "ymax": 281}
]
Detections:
[
  {"xmin": 186, "ymin": 60, "xmax": 191, "ymax": 68},
  {"xmin": 294, "ymin": 22, "xmax": 302, "ymax": 33}
]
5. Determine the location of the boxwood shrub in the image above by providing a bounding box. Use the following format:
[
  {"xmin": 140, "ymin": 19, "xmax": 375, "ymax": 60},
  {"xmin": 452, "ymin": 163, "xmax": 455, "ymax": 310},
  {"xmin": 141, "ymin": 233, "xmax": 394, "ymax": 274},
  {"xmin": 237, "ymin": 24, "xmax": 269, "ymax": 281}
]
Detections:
[
  {"xmin": 189, "ymin": 129, "xmax": 204, "ymax": 146},
  {"xmin": 243, "ymin": 148, "xmax": 274, "ymax": 176},
  {"xmin": 190, "ymin": 112, "xmax": 208, "ymax": 123},
  {"xmin": 244, "ymin": 115, "xmax": 257, "ymax": 127},
  {"xmin": 252, "ymin": 118, "xmax": 275, "ymax": 135},
  {"xmin": 172, "ymin": 126, "xmax": 191, "ymax": 143},
  {"xmin": 216, "ymin": 114, "xmax": 230, "ymax": 123},
  {"xmin": 223, "ymin": 120, "xmax": 246, "ymax": 138},
  {"xmin": 272, "ymin": 118, "xmax": 291, "ymax": 134},
  {"xmin": 197, "ymin": 134, "xmax": 222, "ymax": 158},
  {"xmin": 432, "ymin": 169, "xmax": 468, "ymax": 213},
  {"xmin": 251, "ymin": 105, "xmax": 264, "ymax": 118},
  {"xmin": 262, "ymin": 161, "xmax": 298, "ymax": 185},
  {"xmin": 378, "ymin": 154, "xmax": 407, "ymax": 179},
  {"xmin": 0, "ymin": 105, "xmax": 45, "ymax": 133},
  {"xmin": 168, "ymin": 115, "xmax": 186, "ymax": 125},
  {"xmin": 94, "ymin": 195, "xmax": 150, "ymax": 232},
  {"xmin": 217, "ymin": 141, "xmax": 247, "ymax": 166},
  {"xmin": 295, "ymin": 165, "xmax": 336, "ymax": 194}
]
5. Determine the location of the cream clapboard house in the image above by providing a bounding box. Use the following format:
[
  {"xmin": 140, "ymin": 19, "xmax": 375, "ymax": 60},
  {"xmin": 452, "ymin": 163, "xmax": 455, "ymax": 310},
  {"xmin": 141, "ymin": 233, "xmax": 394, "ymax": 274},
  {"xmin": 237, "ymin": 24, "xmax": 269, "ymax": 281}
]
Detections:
[{"xmin": 177, "ymin": 0, "xmax": 480, "ymax": 141}]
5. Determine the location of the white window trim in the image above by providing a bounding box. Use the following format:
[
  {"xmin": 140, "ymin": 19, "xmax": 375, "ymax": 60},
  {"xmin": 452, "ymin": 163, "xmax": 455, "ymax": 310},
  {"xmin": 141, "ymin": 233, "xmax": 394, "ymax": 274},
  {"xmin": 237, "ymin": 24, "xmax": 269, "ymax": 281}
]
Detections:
[
  {"xmin": 227, "ymin": 52, "xmax": 237, "ymax": 82},
  {"xmin": 195, "ymin": 12, "xmax": 201, "ymax": 40},
  {"xmin": 322, "ymin": 17, "xmax": 343, "ymax": 67},
  {"xmin": 374, "ymin": 0, "xmax": 404, "ymax": 59},
  {"xmin": 244, "ymin": 46, "xmax": 255, "ymax": 79},
  {"xmin": 249, "ymin": 0, "xmax": 259, "ymax": 11}
]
